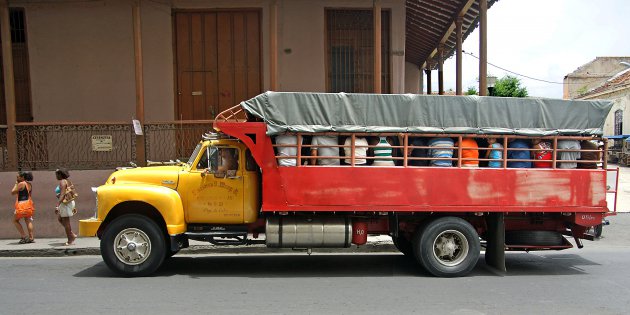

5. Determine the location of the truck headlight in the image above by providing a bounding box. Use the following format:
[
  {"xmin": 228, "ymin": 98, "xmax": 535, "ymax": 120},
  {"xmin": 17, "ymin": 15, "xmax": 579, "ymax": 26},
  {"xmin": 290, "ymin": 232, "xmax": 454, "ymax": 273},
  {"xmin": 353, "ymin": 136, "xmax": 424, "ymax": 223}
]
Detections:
[{"xmin": 91, "ymin": 187, "xmax": 98, "ymax": 219}]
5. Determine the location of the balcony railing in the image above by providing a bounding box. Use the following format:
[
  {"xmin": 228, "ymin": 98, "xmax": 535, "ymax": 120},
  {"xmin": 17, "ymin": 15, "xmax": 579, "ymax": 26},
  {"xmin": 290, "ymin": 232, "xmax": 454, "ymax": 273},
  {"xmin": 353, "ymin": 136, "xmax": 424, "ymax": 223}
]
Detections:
[{"xmin": 0, "ymin": 121, "xmax": 212, "ymax": 171}]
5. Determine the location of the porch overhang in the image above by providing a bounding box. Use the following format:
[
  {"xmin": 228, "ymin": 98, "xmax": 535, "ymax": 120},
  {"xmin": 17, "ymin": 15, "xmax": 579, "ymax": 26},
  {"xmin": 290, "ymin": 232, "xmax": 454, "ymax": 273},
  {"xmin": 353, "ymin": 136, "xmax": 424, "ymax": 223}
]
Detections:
[{"xmin": 405, "ymin": 0, "xmax": 498, "ymax": 69}]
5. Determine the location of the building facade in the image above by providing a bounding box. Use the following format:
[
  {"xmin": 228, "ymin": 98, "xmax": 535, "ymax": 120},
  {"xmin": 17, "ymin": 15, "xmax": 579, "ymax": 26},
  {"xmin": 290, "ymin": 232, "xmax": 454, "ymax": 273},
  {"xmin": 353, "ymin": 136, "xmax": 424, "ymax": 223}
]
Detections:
[
  {"xmin": 0, "ymin": 0, "xmax": 496, "ymax": 238},
  {"xmin": 565, "ymin": 57, "xmax": 630, "ymax": 137}
]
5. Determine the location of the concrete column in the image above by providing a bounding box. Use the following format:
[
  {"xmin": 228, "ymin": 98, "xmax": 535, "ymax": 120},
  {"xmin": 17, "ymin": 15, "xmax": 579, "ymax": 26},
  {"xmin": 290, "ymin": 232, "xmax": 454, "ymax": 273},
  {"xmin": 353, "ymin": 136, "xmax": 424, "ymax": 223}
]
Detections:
[
  {"xmin": 373, "ymin": 0, "xmax": 382, "ymax": 93},
  {"xmin": 438, "ymin": 46, "xmax": 444, "ymax": 95},
  {"xmin": 456, "ymin": 17, "xmax": 463, "ymax": 95},
  {"xmin": 425, "ymin": 68, "xmax": 432, "ymax": 95},
  {"xmin": 419, "ymin": 67, "xmax": 424, "ymax": 94},
  {"xmin": 479, "ymin": 0, "xmax": 487, "ymax": 96},
  {"xmin": 133, "ymin": 0, "xmax": 146, "ymax": 166},
  {"xmin": 0, "ymin": 0, "xmax": 17, "ymax": 169}
]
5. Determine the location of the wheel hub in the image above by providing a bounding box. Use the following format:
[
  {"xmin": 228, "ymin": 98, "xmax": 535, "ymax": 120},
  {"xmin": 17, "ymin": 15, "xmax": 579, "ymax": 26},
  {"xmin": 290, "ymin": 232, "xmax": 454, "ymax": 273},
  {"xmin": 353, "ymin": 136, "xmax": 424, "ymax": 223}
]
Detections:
[
  {"xmin": 432, "ymin": 230, "xmax": 469, "ymax": 267},
  {"xmin": 113, "ymin": 228, "xmax": 152, "ymax": 265},
  {"xmin": 438, "ymin": 236, "xmax": 457, "ymax": 257}
]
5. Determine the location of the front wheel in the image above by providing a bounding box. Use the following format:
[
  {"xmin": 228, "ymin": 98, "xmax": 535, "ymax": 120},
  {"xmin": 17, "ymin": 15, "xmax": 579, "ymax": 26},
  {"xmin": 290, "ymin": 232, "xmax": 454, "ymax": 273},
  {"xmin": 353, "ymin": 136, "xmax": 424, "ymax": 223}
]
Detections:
[
  {"xmin": 412, "ymin": 217, "xmax": 480, "ymax": 277},
  {"xmin": 101, "ymin": 214, "xmax": 166, "ymax": 277}
]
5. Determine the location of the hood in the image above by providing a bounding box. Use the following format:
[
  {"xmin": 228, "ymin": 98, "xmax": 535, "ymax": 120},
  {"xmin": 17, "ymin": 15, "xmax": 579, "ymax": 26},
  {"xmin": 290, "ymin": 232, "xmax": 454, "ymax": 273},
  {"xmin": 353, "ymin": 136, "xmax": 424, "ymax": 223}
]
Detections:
[{"xmin": 105, "ymin": 166, "xmax": 182, "ymax": 190}]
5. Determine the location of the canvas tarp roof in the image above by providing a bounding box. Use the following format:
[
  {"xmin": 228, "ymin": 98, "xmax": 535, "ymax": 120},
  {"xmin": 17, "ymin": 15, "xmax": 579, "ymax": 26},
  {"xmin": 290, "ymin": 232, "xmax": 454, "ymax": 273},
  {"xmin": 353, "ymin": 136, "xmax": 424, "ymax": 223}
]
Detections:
[{"xmin": 240, "ymin": 92, "xmax": 613, "ymax": 136}]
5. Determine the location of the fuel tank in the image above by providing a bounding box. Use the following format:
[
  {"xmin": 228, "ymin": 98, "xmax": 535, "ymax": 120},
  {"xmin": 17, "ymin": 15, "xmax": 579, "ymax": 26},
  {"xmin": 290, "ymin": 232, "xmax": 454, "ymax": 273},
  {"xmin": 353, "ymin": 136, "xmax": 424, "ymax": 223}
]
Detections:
[{"xmin": 265, "ymin": 216, "xmax": 352, "ymax": 248}]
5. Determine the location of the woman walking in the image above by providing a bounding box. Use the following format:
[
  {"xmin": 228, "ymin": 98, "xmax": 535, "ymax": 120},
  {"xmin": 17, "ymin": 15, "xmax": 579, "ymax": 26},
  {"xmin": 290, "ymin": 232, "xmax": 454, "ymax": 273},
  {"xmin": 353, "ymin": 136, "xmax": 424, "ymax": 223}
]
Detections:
[
  {"xmin": 12, "ymin": 171, "xmax": 35, "ymax": 244},
  {"xmin": 55, "ymin": 168, "xmax": 77, "ymax": 246}
]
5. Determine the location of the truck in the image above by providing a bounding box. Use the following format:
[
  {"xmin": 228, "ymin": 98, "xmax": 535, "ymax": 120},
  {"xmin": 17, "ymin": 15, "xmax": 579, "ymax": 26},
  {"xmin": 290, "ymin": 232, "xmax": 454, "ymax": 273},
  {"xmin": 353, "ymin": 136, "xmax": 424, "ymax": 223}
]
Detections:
[{"xmin": 80, "ymin": 92, "xmax": 617, "ymax": 277}]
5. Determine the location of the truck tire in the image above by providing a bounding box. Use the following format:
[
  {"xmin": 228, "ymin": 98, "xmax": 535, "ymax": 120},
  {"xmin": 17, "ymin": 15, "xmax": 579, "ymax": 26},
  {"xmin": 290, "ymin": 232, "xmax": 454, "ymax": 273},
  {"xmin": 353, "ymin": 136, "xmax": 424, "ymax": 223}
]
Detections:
[
  {"xmin": 593, "ymin": 224, "xmax": 603, "ymax": 238},
  {"xmin": 392, "ymin": 235, "xmax": 413, "ymax": 257},
  {"xmin": 504, "ymin": 230, "xmax": 563, "ymax": 246},
  {"xmin": 412, "ymin": 217, "xmax": 480, "ymax": 277},
  {"xmin": 101, "ymin": 214, "xmax": 166, "ymax": 277}
]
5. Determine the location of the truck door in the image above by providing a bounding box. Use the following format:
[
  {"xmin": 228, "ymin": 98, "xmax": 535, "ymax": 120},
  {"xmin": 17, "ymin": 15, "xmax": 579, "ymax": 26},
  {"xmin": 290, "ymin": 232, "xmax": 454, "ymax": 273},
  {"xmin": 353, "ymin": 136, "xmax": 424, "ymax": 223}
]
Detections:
[{"xmin": 179, "ymin": 145, "xmax": 245, "ymax": 224}]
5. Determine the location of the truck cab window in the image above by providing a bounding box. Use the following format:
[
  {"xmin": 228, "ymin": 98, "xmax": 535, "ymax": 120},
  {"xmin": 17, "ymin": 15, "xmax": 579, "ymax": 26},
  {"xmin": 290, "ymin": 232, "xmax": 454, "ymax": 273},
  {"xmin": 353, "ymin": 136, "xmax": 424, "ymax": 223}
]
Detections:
[
  {"xmin": 215, "ymin": 148, "xmax": 239, "ymax": 175},
  {"xmin": 196, "ymin": 146, "xmax": 217, "ymax": 170}
]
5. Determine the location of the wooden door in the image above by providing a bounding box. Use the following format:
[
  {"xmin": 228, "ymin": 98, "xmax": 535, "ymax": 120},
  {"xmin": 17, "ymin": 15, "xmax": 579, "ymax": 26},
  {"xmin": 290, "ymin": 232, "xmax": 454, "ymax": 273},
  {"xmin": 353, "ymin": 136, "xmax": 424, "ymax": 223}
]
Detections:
[{"xmin": 174, "ymin": 11, "xmax": 261, "ymax": 120}]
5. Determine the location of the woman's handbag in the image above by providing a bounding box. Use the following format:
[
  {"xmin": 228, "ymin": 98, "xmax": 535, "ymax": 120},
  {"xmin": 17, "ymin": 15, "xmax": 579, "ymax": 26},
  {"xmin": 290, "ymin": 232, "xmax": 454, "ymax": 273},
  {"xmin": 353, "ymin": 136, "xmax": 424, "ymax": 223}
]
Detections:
[{"xmin": 62, "ymin": 180, "xmax": 78, "ymax": 203}]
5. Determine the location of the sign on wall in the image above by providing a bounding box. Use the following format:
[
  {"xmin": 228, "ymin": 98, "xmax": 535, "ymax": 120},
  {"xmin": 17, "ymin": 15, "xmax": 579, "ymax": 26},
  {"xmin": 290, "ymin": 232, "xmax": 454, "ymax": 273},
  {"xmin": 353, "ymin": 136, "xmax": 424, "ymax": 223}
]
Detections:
[{"xmin": 91, "ymin": 135, "xmax": 113, "ymax": 152}]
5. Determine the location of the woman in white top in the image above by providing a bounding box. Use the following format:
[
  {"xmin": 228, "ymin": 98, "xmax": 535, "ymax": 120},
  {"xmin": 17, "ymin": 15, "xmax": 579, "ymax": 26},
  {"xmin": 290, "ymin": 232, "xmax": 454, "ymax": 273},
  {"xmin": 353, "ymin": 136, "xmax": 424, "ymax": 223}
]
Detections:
[{"xmin": 343, "ymin": 136, "xmax": 368, "ymax": 165}]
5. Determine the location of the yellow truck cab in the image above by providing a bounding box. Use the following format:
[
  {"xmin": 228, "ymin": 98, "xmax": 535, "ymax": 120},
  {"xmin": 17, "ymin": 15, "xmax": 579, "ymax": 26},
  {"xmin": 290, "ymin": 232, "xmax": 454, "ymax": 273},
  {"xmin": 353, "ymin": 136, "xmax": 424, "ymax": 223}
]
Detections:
[{"xmin": 80, "ymin": 135, "xmax": 260, "ymax": 276}]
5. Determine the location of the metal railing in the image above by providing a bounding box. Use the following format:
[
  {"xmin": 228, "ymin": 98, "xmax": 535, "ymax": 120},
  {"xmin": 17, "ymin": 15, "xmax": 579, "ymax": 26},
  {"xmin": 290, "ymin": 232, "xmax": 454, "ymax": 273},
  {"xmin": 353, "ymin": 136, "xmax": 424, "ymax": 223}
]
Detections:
[
  {"xmin": 144, "ymin": 121, "xmax": 212, "ymax": 163},
  {"xmin": 14, "ymin": 122, "xmax": 136, "ymax": 170},
  {"xmin": 0, "ymin": 121, "xmax": 213, "ymax": 171},
  {"xmin": 272, "ymin": 132, "xmax": 608, "ymax": 169}
]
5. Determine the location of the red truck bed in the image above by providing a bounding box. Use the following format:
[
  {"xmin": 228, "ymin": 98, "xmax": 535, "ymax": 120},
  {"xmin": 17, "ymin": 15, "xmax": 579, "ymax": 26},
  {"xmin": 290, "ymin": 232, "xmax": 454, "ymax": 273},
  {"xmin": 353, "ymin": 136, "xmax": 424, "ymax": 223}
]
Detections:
[{"xmin": 215, "ymin": 121, "xmax": 609, "ymax": 215}]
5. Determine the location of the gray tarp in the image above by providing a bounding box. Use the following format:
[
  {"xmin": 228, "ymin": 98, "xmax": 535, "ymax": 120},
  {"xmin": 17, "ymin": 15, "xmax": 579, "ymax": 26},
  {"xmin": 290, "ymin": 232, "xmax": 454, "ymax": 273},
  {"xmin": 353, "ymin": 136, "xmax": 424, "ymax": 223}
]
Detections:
[{"xmin": 240, "ymin": 92, "xmax": 613, "ymax": 136}]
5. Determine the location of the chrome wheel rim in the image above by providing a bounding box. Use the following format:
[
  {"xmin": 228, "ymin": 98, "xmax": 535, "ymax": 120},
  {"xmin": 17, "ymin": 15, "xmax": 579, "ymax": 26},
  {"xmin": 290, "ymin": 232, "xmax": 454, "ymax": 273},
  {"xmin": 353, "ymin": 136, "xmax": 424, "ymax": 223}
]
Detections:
[
  {"xmin": 432, "ymin": 229, "xmax": 469, "ymax": 267},
  {"xmin": 113, "ymin": 228, "xmax": 151, "ymax": 265}
]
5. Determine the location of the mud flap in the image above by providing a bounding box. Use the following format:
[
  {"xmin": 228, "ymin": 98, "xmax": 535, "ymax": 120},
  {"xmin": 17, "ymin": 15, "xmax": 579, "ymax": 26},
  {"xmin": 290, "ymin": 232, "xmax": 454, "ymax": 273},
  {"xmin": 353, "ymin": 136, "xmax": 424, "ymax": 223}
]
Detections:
[{"xmin": 484, "ymin": 212, "xmax": 506, "ymax": 272}]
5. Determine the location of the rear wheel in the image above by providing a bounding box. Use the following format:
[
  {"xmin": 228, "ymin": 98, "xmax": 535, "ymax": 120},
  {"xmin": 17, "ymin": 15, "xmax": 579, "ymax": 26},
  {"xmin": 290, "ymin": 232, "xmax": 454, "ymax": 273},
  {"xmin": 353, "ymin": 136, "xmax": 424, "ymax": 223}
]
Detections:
[
  {"xmin": 101, "ymin": 214, "xmax": 166, "ymax": 277},
  {"xmin": 412, "ymin": 217, "xmax": 480, "ymax": 277}
]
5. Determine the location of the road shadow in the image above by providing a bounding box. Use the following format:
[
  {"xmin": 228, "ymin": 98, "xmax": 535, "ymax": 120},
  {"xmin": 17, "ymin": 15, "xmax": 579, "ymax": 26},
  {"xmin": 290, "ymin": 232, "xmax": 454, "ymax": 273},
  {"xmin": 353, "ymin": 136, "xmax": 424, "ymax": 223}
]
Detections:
[
  {"xmin": 502, "ymin": 252, "xmax": 600, "ymax": 276},
  {"xmin": 73, "ymin": 260, "xmax": 116, "ymax": 277},
  {"xmin": 73, "ymin": 252, "xmax": 601, "ymax": 278},
  {"xmin": 158, "ymin": 254, "xmax": 430, "ymax": 278}
]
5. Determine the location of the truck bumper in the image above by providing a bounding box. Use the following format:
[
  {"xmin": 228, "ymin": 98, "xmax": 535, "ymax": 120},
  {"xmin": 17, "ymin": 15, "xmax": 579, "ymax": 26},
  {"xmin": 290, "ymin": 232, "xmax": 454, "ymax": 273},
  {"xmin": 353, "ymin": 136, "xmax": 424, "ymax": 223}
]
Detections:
[{"xmin": 79, "ymin": 218, "xmax": 102, "ymax": 237}]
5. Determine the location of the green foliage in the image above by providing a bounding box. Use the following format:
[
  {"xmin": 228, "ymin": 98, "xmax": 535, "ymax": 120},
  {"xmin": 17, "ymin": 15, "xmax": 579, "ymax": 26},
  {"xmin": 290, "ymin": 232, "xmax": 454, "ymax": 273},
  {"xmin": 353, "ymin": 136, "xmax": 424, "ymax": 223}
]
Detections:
[
  {"xmin": 492, "ymin": 75, "xmax": 528, "ymax": 97},
  {"xmin": 576, "ymin": 85, "xmax": 588, "ymax": 95},
  {"xmin": 465, "ymin": 86, "xmax": 478, "ymax": 95}
]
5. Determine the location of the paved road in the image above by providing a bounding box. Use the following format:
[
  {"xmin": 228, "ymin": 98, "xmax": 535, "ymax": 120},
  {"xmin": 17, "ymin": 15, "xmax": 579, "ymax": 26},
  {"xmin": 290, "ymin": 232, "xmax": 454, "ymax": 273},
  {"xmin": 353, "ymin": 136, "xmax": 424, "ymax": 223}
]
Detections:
[{"xmin": 1, "ymin": 241, "xmax": 629, "ymax": 314}]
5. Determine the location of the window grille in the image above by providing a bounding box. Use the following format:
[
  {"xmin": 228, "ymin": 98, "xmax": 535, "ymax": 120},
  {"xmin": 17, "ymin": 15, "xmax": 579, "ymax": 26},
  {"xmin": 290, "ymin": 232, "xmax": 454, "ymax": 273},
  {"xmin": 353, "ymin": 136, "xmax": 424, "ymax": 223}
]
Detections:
[
  {"xmin": 10, "ymin": 9, "xmax": 26, "ymax": 43},
  {"xmin": 326, "ymin": 9, "xmax": 390, "ymax": 93}
]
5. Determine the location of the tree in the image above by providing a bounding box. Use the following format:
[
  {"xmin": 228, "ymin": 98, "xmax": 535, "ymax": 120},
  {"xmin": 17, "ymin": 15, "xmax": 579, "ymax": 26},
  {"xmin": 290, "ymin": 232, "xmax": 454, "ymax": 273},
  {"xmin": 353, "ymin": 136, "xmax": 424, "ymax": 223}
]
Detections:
[
  {"xmin": 465, "ymin": 86, "xmax": 478, "ymax": 95},
  {"xmin": 492, "ymin": 75, "xmax": 528, "ymax": 97}
]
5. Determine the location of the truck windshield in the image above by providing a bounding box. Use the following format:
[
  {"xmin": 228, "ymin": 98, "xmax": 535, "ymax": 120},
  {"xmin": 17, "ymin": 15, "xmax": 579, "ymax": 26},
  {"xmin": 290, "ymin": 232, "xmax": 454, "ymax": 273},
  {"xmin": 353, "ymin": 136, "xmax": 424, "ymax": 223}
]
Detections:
[{"xmin": 187, "ymin": 143, "xmax": 202, "ymax": 166}]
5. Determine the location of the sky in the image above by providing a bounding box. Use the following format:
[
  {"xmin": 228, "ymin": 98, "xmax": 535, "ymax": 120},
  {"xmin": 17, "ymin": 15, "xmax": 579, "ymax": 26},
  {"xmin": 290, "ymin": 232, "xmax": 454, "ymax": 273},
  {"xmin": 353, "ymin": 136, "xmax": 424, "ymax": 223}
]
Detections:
[{"xmin": 433, "ymin": 0, "xmax": 630, "ymax": 98}]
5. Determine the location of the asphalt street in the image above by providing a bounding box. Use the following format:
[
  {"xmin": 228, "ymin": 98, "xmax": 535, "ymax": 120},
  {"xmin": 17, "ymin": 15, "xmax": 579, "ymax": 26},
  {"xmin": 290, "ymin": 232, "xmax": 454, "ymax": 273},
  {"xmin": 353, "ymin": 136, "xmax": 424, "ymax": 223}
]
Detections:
[
  {"xmin": 1, "ymin": 214, "xmax": 629, "ymax": 315},
  {"xmin": 1, "ymin": 248, "xmax": 629, "ymax": 315}
]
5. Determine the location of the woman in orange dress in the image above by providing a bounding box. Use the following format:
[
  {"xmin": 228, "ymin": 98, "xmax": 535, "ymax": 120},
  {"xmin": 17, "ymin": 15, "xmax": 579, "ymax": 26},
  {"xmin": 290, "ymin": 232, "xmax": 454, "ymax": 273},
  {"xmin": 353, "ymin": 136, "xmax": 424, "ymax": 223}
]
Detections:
[{"xmin": 12, "ymin": 171, "xmax": 35, "ymax": 244}]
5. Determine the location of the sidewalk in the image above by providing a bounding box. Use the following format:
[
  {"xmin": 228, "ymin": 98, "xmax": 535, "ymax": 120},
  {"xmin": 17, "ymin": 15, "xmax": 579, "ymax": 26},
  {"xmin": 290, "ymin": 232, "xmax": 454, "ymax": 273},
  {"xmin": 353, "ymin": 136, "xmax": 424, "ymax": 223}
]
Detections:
[{"xmin": 0, "ymin": 236, "xmax": 397, "ymax": 257}]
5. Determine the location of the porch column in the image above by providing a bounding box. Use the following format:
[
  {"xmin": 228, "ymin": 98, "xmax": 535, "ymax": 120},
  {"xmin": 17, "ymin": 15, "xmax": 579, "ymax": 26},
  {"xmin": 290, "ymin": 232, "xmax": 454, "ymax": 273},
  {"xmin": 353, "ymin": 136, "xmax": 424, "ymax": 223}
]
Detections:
[
  {"xmin": 270, "ymin": 0, "xmax": 278, "ymax": 91},
  {"xmin": 0, "ymin": 0, "xmax": 16, "ymax": 169},
  {"xmin": 479, "ymin": 0, "xmax": 488, "ymax": 96},
  {"xmin": 425, "ymin": 68, "xmax": 432, "ymax": 95},
  {"xmin": 133, "ymin": 0, "xmax": 146, "ymax": 166},
  {"xmin": 438, "ymin": 45, "xmax": 444, "ymax": 95},
  {"xmin": 456, "ymin": 17, "xmax": 463, "ymax": 95},
  {"xmin": 373, "ymin": 0, "xmax": 382, "ymax": 93},
  {"xmin": 419, "ymin": 66, "xmax": 424, "ymax": 94}
]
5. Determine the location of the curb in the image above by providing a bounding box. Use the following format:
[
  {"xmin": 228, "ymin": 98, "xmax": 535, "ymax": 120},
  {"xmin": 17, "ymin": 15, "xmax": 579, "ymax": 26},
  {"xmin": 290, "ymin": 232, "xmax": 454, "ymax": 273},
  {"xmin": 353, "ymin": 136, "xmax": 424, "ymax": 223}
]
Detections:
[{"xmin": 0, "ymin": 243, "xmax": 398, "ymax": 258}]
